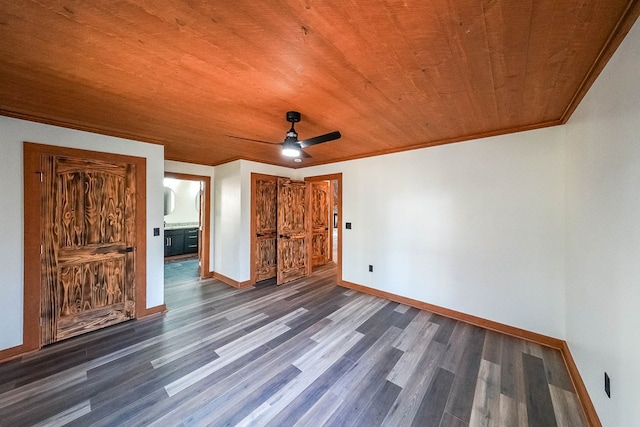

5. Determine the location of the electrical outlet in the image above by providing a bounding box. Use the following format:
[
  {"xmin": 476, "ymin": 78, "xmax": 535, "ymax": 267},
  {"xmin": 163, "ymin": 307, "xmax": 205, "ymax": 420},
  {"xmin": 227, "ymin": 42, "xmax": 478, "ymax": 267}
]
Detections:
[
  {"xmin": 604, "ymin": 372, "xmax": 611, "ymax": 398},
  {"xmin": 153, "ymin": 227, "xmax": 160, "ymax": 236},
  {"xmin": 368, "ymin": 265, "xmax": 373, "ymax": 272},
  {"xmin": 346, "ymin": 222, "xmax": 352, "ymax": 229}
]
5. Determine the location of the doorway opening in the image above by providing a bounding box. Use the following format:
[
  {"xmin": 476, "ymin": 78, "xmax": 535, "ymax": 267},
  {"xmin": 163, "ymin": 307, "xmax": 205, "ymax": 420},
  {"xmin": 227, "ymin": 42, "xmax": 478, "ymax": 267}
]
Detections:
[
  {"xmin": 250, "ymin": 175, "xmax": 312, "ymax": 286},
  {"xmin": 163, "ymin": 172, "xmax": 211, "ymax": 283},
  {"xmin": 305, "ymin": 173, "xmax": 342, "ymax": 282},
  {"xmin": 249, "ymin": 172, "xmax": 342, "ymax": 287}
]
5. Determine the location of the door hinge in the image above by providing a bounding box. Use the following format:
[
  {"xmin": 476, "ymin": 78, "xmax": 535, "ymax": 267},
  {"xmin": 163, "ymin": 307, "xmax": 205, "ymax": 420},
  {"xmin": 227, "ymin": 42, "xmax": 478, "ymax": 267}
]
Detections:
[
  {"xmin": 40, "ymin": 244, "xmax": 43, "ymax": 255},
  {"xmin": 40, "ymin": 317, "xmax": 43, "ymax": 326},
  {"xmin": 39, "ymin": 171, "xmax": 43, "ymax": 182}
]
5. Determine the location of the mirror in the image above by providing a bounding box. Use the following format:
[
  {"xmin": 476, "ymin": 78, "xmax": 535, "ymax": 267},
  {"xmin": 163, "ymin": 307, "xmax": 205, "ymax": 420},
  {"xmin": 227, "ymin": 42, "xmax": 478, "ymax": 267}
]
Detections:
[{"xmin": 164, "ymin": 187, "xmax": 175, "ymax": 215}]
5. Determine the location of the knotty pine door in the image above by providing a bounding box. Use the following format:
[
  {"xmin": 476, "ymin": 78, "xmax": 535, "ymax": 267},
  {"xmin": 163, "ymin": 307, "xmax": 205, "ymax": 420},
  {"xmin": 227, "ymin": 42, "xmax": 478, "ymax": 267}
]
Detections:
[
  {"xmin": 254, "ymin": 175, "xmax": 278, "ymax": 282},
  {"xmin": 310, "ymin": 180, "xmax": 330, "ymax": 267},
  {"xmin": 276, "ymin": 177, "xmax": 311, "ymax": 285},
  {"xmin": 40, "ymin": 154, "xmax": 137, "ymax": 345}
]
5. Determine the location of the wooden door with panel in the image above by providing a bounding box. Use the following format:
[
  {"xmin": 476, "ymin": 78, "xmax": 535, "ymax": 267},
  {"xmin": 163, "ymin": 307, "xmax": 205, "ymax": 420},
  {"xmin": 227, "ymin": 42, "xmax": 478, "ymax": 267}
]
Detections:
[
  {"xmin": 310, "ymin": 180, "xmax": 331, "ymax": 267},
  {"xmin": 277, "ymin": 177, "xmax": 310, "ymax": 285},
  {"xmin": 41, "ymin": 154, "xmax": 136, "ymax": 345},
  {"xmin": 254, "ymin": 175, "xmax": 278, "ymax": 282}
]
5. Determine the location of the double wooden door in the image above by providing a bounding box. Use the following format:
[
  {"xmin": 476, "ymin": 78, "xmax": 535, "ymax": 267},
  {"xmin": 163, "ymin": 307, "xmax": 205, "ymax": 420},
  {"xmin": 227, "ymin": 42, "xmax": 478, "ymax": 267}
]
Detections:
[
  {"xmin": 254, "ymin": 175, "xmax": 316, "ymax": 285},
  {"xmin": 40, "ymin": 154, "xmax": 137, "ymax": 345}
]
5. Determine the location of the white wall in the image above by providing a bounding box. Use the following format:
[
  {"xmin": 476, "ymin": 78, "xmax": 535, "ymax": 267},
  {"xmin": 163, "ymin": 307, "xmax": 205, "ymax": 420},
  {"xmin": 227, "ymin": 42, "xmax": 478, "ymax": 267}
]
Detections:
[
  {"xmin": 212, "ymin": 161, "xmax": 242, "ymax": 280},
  {"xmin": 565, "ymin": 21, "xmax": 640, "ymax": 426},
  {"xmin": 164, "ymin": 160, "xmax": 216, "ymax": 273},
  {"xmin": 300, "ymin": 127, "xmax": 566, "ymax": 338},
  {"xmin": 0, "ymin": 116, "xmax": 165, "ymax": 351}
]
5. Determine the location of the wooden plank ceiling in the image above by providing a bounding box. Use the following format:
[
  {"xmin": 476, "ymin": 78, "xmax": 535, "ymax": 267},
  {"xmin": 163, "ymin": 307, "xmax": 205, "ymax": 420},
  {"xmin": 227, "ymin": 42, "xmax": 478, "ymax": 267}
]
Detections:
[{"xmin": 0, "ymin": 0, "xmax": 638, "ymax": 167}]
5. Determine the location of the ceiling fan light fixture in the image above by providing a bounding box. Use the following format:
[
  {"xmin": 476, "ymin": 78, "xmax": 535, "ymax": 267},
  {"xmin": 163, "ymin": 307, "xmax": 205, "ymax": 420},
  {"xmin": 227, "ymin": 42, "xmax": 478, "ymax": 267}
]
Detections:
[
  {"xmin": 227, "ymin": 111, "xmax": 340, "ymax": 161},
  {"xmin": 282, "ymin": 140, "xmax": 301, "ymax": 157}
]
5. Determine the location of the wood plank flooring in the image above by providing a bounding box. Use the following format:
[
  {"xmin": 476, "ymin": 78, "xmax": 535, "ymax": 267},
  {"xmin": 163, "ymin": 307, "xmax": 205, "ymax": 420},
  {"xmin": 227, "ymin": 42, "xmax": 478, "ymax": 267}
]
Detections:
[{"xmin": 0, "ymin": 260, "xmax": 588, "ymax": 426}]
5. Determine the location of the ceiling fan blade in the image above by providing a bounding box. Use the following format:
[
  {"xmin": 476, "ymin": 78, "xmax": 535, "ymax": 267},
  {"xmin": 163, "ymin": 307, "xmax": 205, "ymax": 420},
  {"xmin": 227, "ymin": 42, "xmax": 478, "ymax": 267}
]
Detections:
[
  {"xmin": 225, "ymin": 134, "xmax": 281, "ymax": 145},
  {"xmin": 299, "ymin": 149, "xmax": 311, "ymax": 158},
  {"xmin": 299, "ymin": 131, "xmax": 341, "ymax": 148}
]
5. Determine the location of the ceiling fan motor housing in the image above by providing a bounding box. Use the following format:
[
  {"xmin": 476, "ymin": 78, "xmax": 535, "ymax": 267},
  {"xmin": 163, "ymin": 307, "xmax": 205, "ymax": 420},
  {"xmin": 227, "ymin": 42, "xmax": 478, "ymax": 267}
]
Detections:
[{"xmin": 286, "ymin": 111, "xmax": 301, "ymax": 123}]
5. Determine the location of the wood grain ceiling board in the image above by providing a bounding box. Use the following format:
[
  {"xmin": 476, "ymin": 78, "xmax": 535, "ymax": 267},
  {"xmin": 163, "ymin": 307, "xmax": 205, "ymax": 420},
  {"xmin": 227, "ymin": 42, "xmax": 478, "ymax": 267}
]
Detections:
[{"xmin": 0, "ymin": 0, "xmax": 638, "ymax": 167}]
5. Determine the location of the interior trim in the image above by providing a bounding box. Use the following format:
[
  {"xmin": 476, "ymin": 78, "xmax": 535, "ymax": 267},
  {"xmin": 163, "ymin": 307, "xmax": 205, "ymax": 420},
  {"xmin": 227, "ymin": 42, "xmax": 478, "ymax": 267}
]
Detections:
[
  {"xmin": 144, "ymin": 304, "xmax": 167, "ymax": 317},
  {"xmin": 339, "ymin": 279, "xmax": 563, "ymax": 347},
  {"xmin": 339, "ymin": 278, "xmax": 601, "ymax": 427},
  {"xmin": 214, "ymin": 272, "xmax": 252, "ymax": 289},
  {"xmin": 560, "ymin": 0, "xmax": 640, "ymax": 123},
  {"xmin": 0, "ymin": 345, "xmax": 28, "ymax": 363},
  {"xmin": 560, "ymin": 342, "xmax": 602, "ymax": 427},
  {"xmin": 0, "ymin": 110, "xmax": 564, "ymax": 170}
]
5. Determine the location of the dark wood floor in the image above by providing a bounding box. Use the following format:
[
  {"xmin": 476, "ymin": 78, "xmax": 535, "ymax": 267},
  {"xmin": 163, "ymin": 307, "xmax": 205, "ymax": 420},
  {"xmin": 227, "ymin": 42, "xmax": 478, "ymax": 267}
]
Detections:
[{"xmin": 0, "ymin": 261, "xmax": 587, "ymax": 426}]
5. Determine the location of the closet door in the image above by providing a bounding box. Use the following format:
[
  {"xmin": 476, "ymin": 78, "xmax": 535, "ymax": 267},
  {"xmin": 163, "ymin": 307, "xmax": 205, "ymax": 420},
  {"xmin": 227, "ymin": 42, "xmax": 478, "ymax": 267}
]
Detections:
[
  {"xmin": 310, "ymin": 181, "xmax": 330, "ymax": 267},
  {"xmin": 277, "ymin": 178, "xmax": 310, "ymax": 285},
  {"xmin": 254, "ymin": 175, "xmax": 278, "ymax": 282}
]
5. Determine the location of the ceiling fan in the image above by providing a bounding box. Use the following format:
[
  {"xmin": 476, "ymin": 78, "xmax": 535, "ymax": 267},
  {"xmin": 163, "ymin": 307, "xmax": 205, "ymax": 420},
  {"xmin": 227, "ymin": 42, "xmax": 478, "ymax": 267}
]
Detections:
[{"xmin": 227, "ymin": 111, "xmax": 341, "ymax": 159}]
